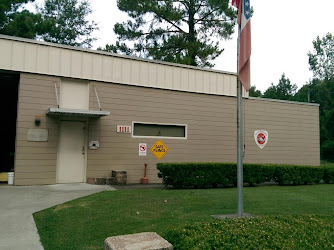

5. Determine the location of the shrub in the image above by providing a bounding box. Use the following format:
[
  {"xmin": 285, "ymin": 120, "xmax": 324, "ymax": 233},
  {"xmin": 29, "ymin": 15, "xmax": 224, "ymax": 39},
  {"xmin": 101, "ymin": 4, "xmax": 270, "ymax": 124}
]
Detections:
[
  {"xmin": 323, "ymin": 167, "xmax": 334, "ymax": 183},
  {"xmin": 163, "ymin": 214, "xmax": 334, "ymax": 249},
  {"xmin": 157, "ymin": 163, "xmax": 326, "ymax": 188},
  {"xmin": 273, "ymin": 165, "xmax": 324, "ymax": 185},
  {"xmin": 157, "ymin": 163, "xmax": 237, "ymax": 188},
  {"xmin": 243, "ymin": 164, "xmax": 275, "ymax": 186}
]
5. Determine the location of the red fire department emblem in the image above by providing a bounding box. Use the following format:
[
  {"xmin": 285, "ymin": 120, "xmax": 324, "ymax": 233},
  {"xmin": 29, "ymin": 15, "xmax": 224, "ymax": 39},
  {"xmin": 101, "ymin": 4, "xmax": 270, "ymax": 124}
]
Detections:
[{"xmin": 254, "ymin": 130, "xmax": 268, "ymax": 149}]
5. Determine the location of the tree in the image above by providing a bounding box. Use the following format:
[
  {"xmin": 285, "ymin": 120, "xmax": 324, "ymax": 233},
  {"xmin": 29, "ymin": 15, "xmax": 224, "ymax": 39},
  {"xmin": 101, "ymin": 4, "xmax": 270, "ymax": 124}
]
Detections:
[
  {"xmin": 1, "ymin": 10, "xmax": 41, "ymax": 39},
  {"xmin": 294, "ymin": 78, "xmax": 334, "ymax": 160},
  {"xmin": 0, "ymin": 0, "xmax": 40, "ymax": 39},
  {"xmin": 262, "ymin": 73, "xmax": 297, "ymax": 101},
  {"xmin": 0, "ymin": 0, "xmax": 30, "ymax": 30},
  {"xmin": 313, "ymin": 79, "xmax": 334, "ymax": 160},
  {"xmin": 104, "ymin": 0, "xmax": 236, "ymax": 68},
  {"xmin": 308, "ymin": 33, "xmax": 334, "ymax": 80},
  {"xmin": 293, "ymin": 84, "xmax": 309, "ymax": 103},
  {"xmin": 38, "ymin": 0, "xmax": 98, "ymax": 48},
  {"xmin": 248, "ymin": 86, "xmax": 262, "ymax": 97},
  {"xmin": 307, "ymin": 33, "xmax": 334, "ymax": 160}
]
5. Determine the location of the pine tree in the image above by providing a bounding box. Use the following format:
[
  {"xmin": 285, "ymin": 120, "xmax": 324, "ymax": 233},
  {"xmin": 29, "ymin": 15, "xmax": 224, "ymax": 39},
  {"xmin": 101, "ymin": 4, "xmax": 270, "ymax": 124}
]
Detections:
[
  {"xmin": 0, "ymin": 0, "xmax": 41, "ymax": 39},
  {"xmin": 262, "ymin": 73, "xmax": 297, "ymax": 101},
  {"xmin": 103, "ymin": 0, "xmax": 236, "ymax": 68},
  {"xmin": 38, "ymin": 0, "xmax": 98, "ymax": 48}
]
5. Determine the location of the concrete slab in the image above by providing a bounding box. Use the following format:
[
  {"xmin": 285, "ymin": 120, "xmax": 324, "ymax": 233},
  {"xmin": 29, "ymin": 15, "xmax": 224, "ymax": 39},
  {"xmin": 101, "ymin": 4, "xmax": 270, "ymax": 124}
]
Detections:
[
  {"xmin": 104, "ymin": 232, "xmax": 173, "ymax": 250},
  {"xmin": 0, "ymin": 183, "xmax": 115, "ymax": 250}
]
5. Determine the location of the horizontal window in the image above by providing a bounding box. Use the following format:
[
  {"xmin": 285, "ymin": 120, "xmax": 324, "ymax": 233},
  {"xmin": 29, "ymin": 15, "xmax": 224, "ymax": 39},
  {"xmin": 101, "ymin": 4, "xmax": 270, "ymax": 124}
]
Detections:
[{"xmin": 133, "ymin": 122, "xmax": 186, "ymax": 138}]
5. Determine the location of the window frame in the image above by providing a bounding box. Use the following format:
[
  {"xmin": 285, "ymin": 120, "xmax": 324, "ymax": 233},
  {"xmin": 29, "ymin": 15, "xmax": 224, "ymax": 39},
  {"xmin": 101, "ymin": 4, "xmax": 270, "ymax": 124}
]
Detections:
[{"xmin": 131, "ymin": 121, "xmax": 187, "ymax": 139}]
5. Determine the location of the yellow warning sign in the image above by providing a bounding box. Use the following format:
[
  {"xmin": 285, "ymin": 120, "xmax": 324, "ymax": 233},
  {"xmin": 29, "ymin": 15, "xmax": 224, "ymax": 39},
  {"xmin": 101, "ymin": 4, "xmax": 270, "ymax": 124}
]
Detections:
[{"xmin": 150, "ymin": 139, "xmax": 168, "ymax": 160}]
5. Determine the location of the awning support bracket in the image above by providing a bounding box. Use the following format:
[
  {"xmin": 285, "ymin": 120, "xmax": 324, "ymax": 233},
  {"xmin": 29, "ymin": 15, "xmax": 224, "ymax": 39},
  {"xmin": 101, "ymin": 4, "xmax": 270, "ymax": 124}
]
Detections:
[
  {"xmin": 93, "ymin": 84, "xmax": 102, "ymax": 111},
  {"xmin": 54, "ymin": 80, "xmax": 59, "ymax": 108}
]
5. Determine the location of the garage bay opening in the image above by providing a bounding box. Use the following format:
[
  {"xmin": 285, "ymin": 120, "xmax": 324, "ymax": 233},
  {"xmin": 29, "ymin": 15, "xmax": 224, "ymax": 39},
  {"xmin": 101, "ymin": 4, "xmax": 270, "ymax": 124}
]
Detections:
[{"xmin": 0, "ymin": 71, "xmax": 19, "ymax": 176}]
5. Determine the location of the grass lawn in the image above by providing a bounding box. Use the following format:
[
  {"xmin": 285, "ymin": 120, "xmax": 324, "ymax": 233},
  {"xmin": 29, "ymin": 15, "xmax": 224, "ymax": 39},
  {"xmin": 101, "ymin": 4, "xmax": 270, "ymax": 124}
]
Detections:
[{"xmin": 33, "ymin": 185, "xmax": 334, "ymax": 249}]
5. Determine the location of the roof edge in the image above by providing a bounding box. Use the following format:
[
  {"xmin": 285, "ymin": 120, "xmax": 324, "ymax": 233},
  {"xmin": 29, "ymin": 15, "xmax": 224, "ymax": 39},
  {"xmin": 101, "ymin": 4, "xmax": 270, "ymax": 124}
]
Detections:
[{"xmin": 247, "ymin": 96, "xmax": 320, "ymax": 106}]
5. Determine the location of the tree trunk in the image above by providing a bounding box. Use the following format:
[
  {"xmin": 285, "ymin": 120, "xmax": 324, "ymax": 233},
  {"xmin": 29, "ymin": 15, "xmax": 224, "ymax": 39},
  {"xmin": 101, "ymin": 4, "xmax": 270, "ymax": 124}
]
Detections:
[{"xmin": 188, "ymin": 0, "xmax": 197, "ymax": 66}]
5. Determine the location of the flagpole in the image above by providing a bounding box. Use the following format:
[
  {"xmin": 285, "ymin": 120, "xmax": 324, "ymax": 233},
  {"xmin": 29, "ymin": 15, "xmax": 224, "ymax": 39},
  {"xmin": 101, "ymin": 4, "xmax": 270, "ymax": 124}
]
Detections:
[
  {"xmin": 236, "ymin": 4, "xmax": 244, "ymax": 217},
  {"xmin": 237, "ymin": 78, "xmax": 244, "ymax": 217}
]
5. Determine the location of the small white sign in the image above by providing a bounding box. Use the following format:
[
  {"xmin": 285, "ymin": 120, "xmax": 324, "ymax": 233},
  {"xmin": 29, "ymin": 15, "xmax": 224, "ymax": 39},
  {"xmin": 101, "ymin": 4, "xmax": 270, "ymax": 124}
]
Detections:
[
  {"xmin": 139, "ymin": 143, "xmax": 147, "ymax": 156},
  {"xmin": 117, "ymin": 125, "xmax": 131, "ymax": 133},
  {"xmin": 89, "ymin": 141, "xmax": 100, "ymax": 150},
  {"xmin": 254, "ymin": 130, "xmax": 269, "ymax": 149}
]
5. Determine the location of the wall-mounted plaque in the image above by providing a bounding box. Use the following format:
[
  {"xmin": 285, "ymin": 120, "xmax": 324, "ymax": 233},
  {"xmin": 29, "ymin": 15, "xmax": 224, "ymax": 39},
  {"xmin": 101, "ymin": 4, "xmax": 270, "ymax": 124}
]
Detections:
[
  {"xmin": 27, "ymin": 129, "xmax": 49, "ymax": 142},
  {"xmin": 254, "ymin": 130, "xmax": 268, "ymax": 149},
  {"xmin": 117, "ymin": 125, "xmax": 131, "ymax": 133}
]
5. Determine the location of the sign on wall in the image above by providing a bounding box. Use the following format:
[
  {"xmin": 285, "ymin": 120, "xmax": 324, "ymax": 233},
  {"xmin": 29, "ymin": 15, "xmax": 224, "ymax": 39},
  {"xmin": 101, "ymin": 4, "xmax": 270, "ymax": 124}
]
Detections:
[
  {"xmin": 139, "ymin": 143, "xmax": 147, "ymax": 156},
  {"xmin": 117, "ymin": 125, "xmax": 131, "ymax": 133},
  {"xmin": 89, "ymin": 141, "xmax": 100, "ymax": 150},
  {"xmin": 27, "ymin": 129, "xmax": 48, "ymax": 142},
  {"xmin": 254, "ymin": 130, "xmax": 269, "ymax": 149},
  {"xmin": 150, "ymin": 139, "xmax": 168, "ymax": 160}
]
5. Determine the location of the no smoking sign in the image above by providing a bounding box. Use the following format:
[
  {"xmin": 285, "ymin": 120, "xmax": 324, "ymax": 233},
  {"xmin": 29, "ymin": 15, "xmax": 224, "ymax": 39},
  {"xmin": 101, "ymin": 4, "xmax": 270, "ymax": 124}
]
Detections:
[{"xmin": 139, "ymin": 143, "xmax": 147, "ymax": 156}]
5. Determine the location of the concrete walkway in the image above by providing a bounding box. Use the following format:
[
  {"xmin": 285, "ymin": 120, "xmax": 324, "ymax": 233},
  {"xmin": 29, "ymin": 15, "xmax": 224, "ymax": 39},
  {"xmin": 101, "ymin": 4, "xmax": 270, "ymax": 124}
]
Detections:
[{"xmin": 0, "ymin": 184, "xmax": 115, "ymax": 250}]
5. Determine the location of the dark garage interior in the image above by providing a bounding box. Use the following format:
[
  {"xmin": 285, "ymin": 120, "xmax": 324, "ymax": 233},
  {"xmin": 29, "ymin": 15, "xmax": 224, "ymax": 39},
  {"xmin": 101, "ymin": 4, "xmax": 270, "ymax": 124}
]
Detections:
[{"xmin": 0, "ymin": 71, "xmax": 19, "ymax": 173}]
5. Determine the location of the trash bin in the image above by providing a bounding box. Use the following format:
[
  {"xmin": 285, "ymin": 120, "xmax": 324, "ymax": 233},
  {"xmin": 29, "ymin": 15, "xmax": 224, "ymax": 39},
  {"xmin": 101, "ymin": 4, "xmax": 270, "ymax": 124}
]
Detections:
[{"xmin": 8, "ymin": 172, "xmax": 14, "ymax": 185}]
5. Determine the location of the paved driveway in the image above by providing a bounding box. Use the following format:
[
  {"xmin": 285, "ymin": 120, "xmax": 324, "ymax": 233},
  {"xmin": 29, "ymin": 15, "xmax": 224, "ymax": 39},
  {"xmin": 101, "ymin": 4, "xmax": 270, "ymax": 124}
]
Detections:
[{"xmin": 0, "ymin": 184, "xmax": 115, "ymax": 250}]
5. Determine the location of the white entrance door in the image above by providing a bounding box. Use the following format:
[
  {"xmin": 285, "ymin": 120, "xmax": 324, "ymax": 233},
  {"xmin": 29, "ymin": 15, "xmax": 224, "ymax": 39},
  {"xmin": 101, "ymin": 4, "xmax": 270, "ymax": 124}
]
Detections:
[{"xmin": 57, "ymin": 121, "xmax": 86, "ymax": 183}]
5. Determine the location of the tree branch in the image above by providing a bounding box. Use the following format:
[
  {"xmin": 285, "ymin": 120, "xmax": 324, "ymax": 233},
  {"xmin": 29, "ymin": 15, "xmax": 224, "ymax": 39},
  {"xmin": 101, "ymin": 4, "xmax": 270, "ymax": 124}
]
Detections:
[
  {"xmin": 195, "ymin": 18, "xmax": 234, "ymax": 24},
  {"xmin": 154, "ymin": 13, "xmax": 187, "ymax": 34},
  {"xmin": 140, "ymin": 29, "xmax": 183, "ymax": 36},
  {"xmin": 194, "ymin": 6, "xmax": 222, "ymax": 25},
  {"xmin": 156, "ymin": 0, "xmax": 189, "ymax": 11},
  {"xmin": 194, "ymin": 0, "xmax": 206, "ymax": 13}
]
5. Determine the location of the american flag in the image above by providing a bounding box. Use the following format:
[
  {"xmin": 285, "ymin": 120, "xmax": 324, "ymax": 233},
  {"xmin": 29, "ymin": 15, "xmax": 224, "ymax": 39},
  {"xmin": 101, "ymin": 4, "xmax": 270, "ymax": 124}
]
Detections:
[{"xmin": 232, "ymin": 0, "xmax": 251, "ymax": 91}]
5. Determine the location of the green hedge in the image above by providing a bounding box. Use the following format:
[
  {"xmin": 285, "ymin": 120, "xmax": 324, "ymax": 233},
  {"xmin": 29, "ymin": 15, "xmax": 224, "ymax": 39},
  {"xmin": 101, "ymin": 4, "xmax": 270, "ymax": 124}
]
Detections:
[
  {"xmin": 324, "ymin": 167, "xmax": 334, "ymax": 184},
  {"xmin": 157, "ymin": 163, "xmax": 236, "ymax": 188},
  {"xmin": 157, "ymin": 163, "xmax": 330, "ymax": 188},
  {"xmin": 273, "ymin": 165, "xmax": 324, "ymax": 185},
  {"xmin": 163, "ymin": 214, "xmax": 334, "ymax": 249}
]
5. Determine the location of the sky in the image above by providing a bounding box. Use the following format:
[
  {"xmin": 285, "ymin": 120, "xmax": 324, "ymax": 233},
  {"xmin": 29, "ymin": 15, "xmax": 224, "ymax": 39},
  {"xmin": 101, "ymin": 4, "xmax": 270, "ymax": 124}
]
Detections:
[{"xmin": 32, "ymin": 0, "xmax": 334, "ymax": 92}]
